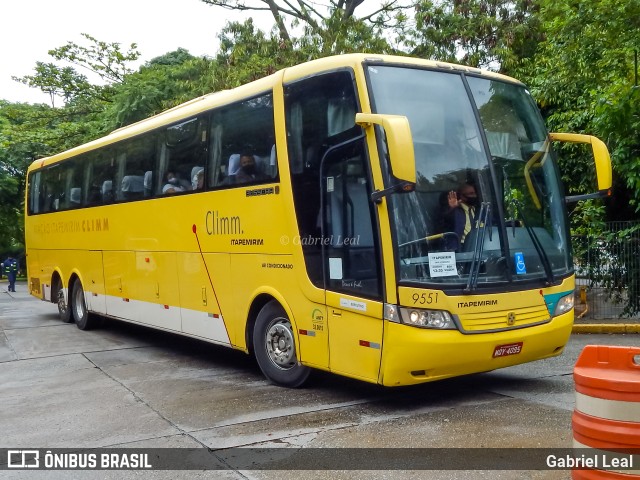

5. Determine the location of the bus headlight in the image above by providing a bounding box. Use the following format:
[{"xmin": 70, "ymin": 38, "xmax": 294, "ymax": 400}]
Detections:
[
  {"xmin": 400, "ymin": 307, "xmax": 456, "ymax": 330},
  {"xmin": 553, "ymin": 293, "xmax": 574, "ymax": 316}
]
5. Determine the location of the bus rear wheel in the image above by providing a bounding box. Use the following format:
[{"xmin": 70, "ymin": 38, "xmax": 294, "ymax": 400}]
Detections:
[
  {"xmin": 253, "ymin": 301, "xmax": 310, "ymax": 388},
  {"xmin": 56, "ymin": 280, "xmax": 72, "ymax": 323},
  {"xmin": 71, "ymin": 281, "xmax": 97, "ymax": 330}
]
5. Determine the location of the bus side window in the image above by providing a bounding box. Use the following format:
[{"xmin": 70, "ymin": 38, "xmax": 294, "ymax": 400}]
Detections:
[
  {"xmin": 83, "ymin": 149, "xmax": 116, "ymax": 206},
  {"xmin": 28, "ymin": 171, "xmax": 42, "ymax": 214},
  {"xmin": 38, "ymin": 168, "xmax": 54, "ymax": 213},
  {"xmin": 209, "ymin": 93, "xmax": 276, "ymax": 189},
  {"xmin": 66, "ymin": 158, "xmax": 83, "ymax": 210},
  {"xmin": 118, "ymin": 135, "xmax": 157, "ymax": 201},
  {"xmin": 48, "ymin": 163, "xmax": 69, "ymax": 211},
  {"xmin": 163, "ymin": 117, "xmax": 206, "ymax": 192}
]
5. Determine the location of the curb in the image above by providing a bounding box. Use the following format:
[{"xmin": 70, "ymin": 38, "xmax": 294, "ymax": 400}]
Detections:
[{"xmin": 572, "ymin": 324, "xmax": 640, "ymax": 334}]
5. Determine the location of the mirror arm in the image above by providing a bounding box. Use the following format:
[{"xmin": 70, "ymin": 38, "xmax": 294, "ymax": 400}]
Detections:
[
  {"xmin": 371, "ymin": 181, "xmax": 415, "ymax": 204},
  {"xmin": 565, "ymin": 190, "xmax": 612, "ymax": 204}
]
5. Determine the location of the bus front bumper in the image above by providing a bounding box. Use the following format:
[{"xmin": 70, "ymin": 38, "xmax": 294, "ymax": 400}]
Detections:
[{"xmin": 378, "ymin": 311, "xmax": 573, "ymax": 387}]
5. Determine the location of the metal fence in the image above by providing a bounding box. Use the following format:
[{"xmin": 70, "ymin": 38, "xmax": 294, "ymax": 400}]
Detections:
[{"xmin": 573, "ymin": 221, "xmax": 640, "ymax": 321}]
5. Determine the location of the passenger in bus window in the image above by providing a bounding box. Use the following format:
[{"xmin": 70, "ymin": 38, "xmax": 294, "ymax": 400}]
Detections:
[
  {"xmin": 162, "ymin": 170, "xmax": 189, "ymax": 194},
  {"xmin": 235, "ymin": 152, "xmax": 267, "ymax": 184}
]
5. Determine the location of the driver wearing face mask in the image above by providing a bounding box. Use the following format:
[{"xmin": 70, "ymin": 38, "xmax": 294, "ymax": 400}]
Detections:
[
  {"xmin": 234, "ymin": 153, "xmax": 267, "ymax": 184},
  {"xmin": 446, "ymin": 182, "xmax": 479, "ymax": 248}
]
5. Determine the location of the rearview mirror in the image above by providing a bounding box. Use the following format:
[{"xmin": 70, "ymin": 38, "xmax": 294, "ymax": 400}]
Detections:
[
  {"xmin": 355, "ymin": 113, "xmax": 416, "ymax": 202},
  {"xmin": 549, "ymin": 132, "xmax": 612, "ymax": 203}
]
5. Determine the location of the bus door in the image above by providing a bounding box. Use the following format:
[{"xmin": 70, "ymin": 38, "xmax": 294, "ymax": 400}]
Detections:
[{"xmin": 321, "ymin": 138, "xmax": 385, "ymax": 382}]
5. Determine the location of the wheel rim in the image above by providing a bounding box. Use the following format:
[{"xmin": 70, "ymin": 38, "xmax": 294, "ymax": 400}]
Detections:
[
  {"xmin": 57, "ymin": 289, "xmax": 67, "ymax": 315},
  {"xmin": 265, "ymin": 317, "xmax": 297, "ymax": 370},
  {"xmin": 74, "ymin": 285, "xmax": 86, "ymax": 321}
]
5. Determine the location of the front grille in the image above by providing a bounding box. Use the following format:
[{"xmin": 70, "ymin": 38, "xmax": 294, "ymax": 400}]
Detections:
[{"xmin": 457, "ymin": 304, "xmax": 550, "ymax": 333}]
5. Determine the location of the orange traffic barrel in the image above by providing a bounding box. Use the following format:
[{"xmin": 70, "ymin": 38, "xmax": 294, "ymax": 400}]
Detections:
[{"xmin": 572, "ymin": 345, "xmax": 640, "ymax": 479}]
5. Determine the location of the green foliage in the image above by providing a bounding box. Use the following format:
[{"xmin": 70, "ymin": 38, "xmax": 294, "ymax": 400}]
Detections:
[
  {"xmin": 213, "ymin": 19, "xmax": 290, "ymax": 89},
  {"xmin": 0, "ymin": 35, "xmax": 142, "ymax": 253},
  {"xmin": 106, "ymin": 50, "xmax": 214, "ymax": 128},
  {"xmin": 520, "ymin": 0, "xmax": 640, "ymax": 216},
  {"xmin": 0, "ymin": 102, "xmax": 46, "ymax": 252},
  {"xmin": 307, "ymin": 6, "xmax": 396, "ymax": 55},
  {"xmin": 212, "ymin": 12, "xmax": 394, "ymax": 94},
  {"xmin": 519, "ymin": 0, "xmax": 640, "ymax": 315},
  {"xmin": 12, "ymin": 63, "xmax": 94, "ymax": 107},
  {"xmin": 411, "ymin": 0, "xmax": 542, "ymax": 73},
  {"xmin": 48, "ymin": 33, "xmax": 140, "ymax": 84},
  {"xmin": 199, "ymin": 0, "xmax": 408, "ymax": 53}
]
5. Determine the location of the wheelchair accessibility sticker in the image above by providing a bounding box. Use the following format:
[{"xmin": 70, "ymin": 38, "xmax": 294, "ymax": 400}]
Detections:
[{"xmin": 514, "ymin": 252, "xmax": 526, "ymax": 275}]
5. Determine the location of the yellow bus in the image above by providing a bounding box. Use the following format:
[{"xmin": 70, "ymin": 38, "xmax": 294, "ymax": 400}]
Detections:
[{"xmin": 25, "ymin": 54, "xmax": 612, "ymax": 387}]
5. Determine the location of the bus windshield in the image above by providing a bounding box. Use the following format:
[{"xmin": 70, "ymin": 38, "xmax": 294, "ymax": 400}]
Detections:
[{"xmin": 367, "ymin": 65, "xmax": 571, "ymax": 288}]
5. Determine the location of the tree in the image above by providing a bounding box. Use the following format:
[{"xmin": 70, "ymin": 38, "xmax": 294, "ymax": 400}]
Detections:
[
  {"xmin": 411, "ymin": 0, "xmax": 542, "ymax": 73},
  {"xmin": 0, "ymin": 101, "xmax": 54, "ymax": 254},
  {"xmin": 47, "ymin": 33, "xmax": 140, "ymax": 84},
  {"xmin": 520, "ymin": 0, "xmax": 640, "ymax": 315},
  {"xmin": 12, "ymin": 63, "xmax": 93, "ymax": 108},
  {"xmin": 199, "ymin": 0, "xmax": 408, "ymax": 54},
  {"xmin": 13, "ymin": 33, "xmax": 140, "ymax": 108},
  {"xmin": 106, "ymin": 49, "xmax": 215, "ymax": 128},
  {"xmin": 1, "ymin": 35, "xmax": 142, "ymax": 253},
  {"xmin": 212, "ymin": 19, "xmax": 294, "ymax": 89},
  {"xmin": 521, "ymin": 0, "xmax": 640, "ymax": 215}
]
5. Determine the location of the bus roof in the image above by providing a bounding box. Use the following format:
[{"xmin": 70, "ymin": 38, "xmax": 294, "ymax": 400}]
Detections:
[{"xmin": 27, "ymin": 53, "xmax": 523, "ymax": 172}]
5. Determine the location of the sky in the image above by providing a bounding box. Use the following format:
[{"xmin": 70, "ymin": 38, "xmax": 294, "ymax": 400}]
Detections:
[{"xmin": 0, "ymin": 0, "xmax": 273, "ymax": 104}]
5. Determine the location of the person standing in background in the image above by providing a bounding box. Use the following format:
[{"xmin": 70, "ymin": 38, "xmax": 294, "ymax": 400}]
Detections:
[{"xmin": 2, "ymin": 255, "xmax": 19, "ymax": 292}]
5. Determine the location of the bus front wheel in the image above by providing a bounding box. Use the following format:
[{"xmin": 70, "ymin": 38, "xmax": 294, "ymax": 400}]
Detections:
[
  {"xmin": 253, "ymin": 301, "xmax": 310, "ymax": 388},
  {"xmin": 71, "ymin": 281, "xmax": 97, "ymax": 330}
]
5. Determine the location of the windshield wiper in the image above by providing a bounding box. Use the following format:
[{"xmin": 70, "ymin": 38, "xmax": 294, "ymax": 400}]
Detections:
[
  {"xmin": 517, "ymin": 207, "xmax": 555, "ymax": 286},
  {"xmin": 464, "ymin": 202, "xmax": 491, "ymax": 293}
]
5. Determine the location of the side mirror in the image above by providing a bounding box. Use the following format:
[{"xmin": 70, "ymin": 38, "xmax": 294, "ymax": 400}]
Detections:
[
  {"xmin": 355, "ymin": 113, "xmax": 416, "ymax": 202},
  {"xmin": 549, "ymin": 132, "xmax": 613, "ymax": 202}
]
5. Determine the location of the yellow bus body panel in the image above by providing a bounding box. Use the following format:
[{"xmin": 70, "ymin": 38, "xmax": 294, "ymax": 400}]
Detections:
[
  {"xmin": 379, "ymin": 310, "xmax": 572, "ymax": 386},
  {"xmin": 380, "ymin": 278, "xmax": 576, "ymax": 386},
  {"xmin": 325, "ymin": 291, "xmax": 384, "ymax": 383}
]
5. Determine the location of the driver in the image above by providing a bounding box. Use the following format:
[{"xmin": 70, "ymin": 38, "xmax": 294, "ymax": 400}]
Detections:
[{"xmin": 445, "ymin": 182, "xmax": 479, "ymax": 249}]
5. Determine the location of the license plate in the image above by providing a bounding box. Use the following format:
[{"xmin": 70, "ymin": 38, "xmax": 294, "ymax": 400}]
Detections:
[{"xmin": 493, "ymin": 342, "xmax": 523, "ymax": 358}]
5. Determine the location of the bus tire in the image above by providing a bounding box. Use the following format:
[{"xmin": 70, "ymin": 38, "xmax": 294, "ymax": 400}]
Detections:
[
  {"xmin": 71, "ymin": 281, "xmax": 97, "ymax": 330},
  {"xmin": 56, "ymin": 279, "xmax": 73, "ymax": 323},
  {"xmin": 253, "ymin": 301, "xmax": 310, "ymax": 388}
]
